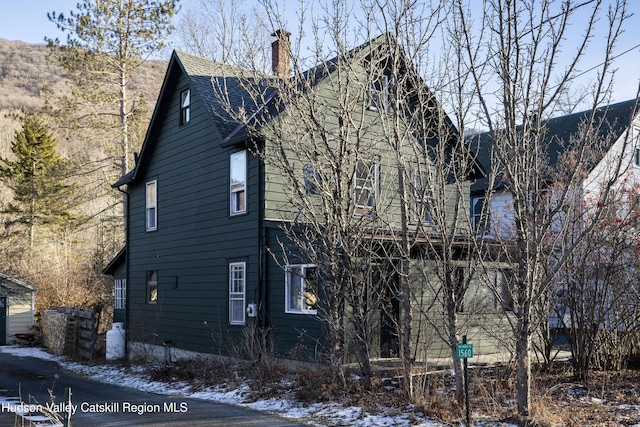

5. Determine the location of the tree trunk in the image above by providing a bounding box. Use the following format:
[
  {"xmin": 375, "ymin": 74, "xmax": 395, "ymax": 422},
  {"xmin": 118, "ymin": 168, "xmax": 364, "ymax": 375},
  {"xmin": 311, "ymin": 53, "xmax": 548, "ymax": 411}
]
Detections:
[
  {"xmin": 449, "ymin": 322, "xmax": 464, "ymax": 404},
  {"xmin": 516, "ymin": 313, "xmax": 531, "ymax": 417}
]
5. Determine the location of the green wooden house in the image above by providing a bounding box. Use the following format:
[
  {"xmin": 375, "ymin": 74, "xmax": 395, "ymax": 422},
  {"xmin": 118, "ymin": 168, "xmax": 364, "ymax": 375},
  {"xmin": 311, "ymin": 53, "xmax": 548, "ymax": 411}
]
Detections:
[{"xmin": 107, "ymin": 33, "xmax": 510, "ymax": 363}]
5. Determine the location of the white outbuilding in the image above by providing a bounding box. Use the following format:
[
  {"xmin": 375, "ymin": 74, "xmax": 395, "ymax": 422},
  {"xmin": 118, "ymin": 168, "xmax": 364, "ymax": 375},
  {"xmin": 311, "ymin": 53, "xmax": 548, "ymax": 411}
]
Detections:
[{"xmin": 0, "ymin": 273, "xmax": 36, "ymax": 345}]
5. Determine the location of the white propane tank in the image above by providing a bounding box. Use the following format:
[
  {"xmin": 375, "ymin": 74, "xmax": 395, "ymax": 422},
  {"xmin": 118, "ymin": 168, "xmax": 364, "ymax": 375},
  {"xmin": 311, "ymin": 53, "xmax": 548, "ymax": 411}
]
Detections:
[{"xmin": 106, "ymin": 322, "xmax": 126, "ymax": 360}]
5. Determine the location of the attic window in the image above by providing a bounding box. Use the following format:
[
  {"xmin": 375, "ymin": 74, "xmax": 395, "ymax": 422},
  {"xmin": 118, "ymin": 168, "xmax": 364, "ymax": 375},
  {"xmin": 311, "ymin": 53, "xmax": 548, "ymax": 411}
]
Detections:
[
  {"xmin": 370, "ymin": 73, "xmax": 389, "ymax": 111},
  {"xmin": 635, "ymin": 148, "xmax": 640, "ymax": 168},
  {"xmin": 180, "ymin": 89, "xmax": 191, "ymax": 124}
]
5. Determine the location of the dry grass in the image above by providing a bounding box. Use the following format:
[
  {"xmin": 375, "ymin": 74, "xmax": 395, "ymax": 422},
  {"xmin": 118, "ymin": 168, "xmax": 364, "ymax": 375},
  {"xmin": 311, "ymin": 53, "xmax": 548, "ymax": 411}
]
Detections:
[{"xmin": 140, "ymin": 356, "xmax": 640, "ymax": 426}]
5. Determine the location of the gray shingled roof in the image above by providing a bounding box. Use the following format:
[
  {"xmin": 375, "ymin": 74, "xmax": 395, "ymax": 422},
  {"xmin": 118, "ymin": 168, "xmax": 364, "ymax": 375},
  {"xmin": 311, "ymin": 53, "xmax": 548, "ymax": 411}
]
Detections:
[
  {"xmin": 115, "ymin": 34, "xmax": 479, "ymax": 187},
  {"xmin": 470, "ymin": 99, "xmax": 640, "ymax": 192},
  {"xmin": 175, "ymin": 50, "xmax": 277, "ymax": 139},
  {"xmin": 0, "ymin": 272, "xmax": 36, "ymax": 292}
]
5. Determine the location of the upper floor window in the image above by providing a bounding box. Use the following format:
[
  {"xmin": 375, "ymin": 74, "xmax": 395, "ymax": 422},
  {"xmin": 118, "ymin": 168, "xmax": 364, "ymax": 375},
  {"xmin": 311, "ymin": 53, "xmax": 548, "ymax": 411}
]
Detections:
[
  {"xmin": 354, "ymin": 159, "xmax": 377, "ymax": 216},
  {"xmin": 147, "ymin": 271, "xmax": 158, "ymax": 304},
  {"xmin": 146, "ymin": 180, "xmax": 157, "ymax": 231},
  {"xmin": 180, "ymin": 89, "xmax": 191, "ymax": 124},
  {"xmin": 285, "ymin": 264, "xmax": 318, "ymax": 314},
  {"xmin": 634, "ymin": 147, "xmax": 640, "ymax": 168},
  {"xmin": 229, "ymin": 262, "xmax": 246, "ymax": 325},
  {"xmin": 413, "ymin": 167, "xmax": 434, "ymax": 224},
  {"xmin": 370, "ymin": 73, "xmax": 389, "ymax": 111},
  {"xmin": 114, "ymin": 279, "xmax": 126, "ymax": 309},
  {"xmin": 230, "ymin": 151, "xmax": 247, "ymax": 215},
  {"xmin": 472, "ymin": 196, "xmax": 490, "ymax": 234},
  {"xmin": 303, "ymin": 163, "xmax": 322, "ymax": 196}
]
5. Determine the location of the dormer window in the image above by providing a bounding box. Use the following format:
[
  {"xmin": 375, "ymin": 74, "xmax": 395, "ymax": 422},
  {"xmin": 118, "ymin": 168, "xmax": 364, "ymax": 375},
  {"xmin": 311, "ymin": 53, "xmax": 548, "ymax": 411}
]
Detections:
[
  {"xmin": 180, "ymin": 89, "xmax": 191, "ymax": 124},
  {"xmin": 370, "ymin": 73, "xmax": 389, "ymax": 111}
]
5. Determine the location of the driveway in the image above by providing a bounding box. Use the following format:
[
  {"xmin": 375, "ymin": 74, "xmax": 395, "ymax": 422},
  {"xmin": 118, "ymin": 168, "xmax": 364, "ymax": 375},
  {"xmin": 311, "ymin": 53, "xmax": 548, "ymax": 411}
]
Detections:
[{"xmin": 0, "ymin": 350, "xmax": 310, "ymax": 426}]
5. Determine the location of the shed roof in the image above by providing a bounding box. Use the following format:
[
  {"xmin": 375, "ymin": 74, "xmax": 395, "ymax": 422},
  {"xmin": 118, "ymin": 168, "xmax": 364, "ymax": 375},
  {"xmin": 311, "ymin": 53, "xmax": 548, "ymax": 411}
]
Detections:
[{"xmin": 0, "ymin": 272, "xmax": 36, "ymax": 292}]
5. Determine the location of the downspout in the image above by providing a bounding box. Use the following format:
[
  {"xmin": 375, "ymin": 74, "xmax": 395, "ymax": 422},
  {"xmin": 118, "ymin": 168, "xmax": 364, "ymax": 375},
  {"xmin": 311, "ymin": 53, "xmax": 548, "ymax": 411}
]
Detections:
[
  {"xmin": 115, "ymin": 184, "xmax": 130, "ymax": 355},
  {"xmin": 258, "ymin": 145, "xmax": 267, "ymax": 331}
]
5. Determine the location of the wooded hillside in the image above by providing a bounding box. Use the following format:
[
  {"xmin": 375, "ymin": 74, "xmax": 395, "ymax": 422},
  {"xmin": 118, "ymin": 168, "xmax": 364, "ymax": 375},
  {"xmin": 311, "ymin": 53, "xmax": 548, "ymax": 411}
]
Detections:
[
  {"xmin": 0, "ymin": 38, "xmax": 166, "ymax": 140},
  {"xmin": 0, "ymin": 38, "xmax": 166, "ymax": 314}
]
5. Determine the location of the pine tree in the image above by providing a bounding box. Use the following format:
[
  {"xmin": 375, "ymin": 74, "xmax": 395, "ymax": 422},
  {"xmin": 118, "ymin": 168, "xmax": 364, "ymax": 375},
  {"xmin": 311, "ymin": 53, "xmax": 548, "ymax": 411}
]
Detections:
[
  {"xmin": 0, "ymin": 113, "xmax": 77, "ymax": 247},
  {"xmin": 47, "ymin": 0, "xmax": 179, "ymax": 173}
]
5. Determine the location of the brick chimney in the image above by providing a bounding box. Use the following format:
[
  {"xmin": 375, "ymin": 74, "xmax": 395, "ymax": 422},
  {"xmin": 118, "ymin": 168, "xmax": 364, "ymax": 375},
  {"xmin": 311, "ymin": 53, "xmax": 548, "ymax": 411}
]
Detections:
[{"xmin": 271, "ymin": 30, "xmax": 291, "ymax": 79}]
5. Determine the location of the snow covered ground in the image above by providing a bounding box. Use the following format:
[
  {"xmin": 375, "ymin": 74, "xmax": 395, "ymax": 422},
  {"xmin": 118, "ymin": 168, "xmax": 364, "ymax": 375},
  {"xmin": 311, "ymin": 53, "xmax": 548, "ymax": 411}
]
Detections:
[
  {"xmin": 0, "ymin": 345, "xmax": 504, "ymax": 426},
  {"xmin": 3, "ymin": 346, "xmax": 640, "ymax": 426}
]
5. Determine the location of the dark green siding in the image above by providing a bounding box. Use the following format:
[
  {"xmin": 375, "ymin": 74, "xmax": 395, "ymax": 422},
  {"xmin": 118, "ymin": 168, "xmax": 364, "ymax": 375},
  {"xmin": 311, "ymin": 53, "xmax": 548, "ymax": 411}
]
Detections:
[
  {"xmin": 263, "ymin": 223, "xmax": 325, "ymax": 360},
  {"xmin": 126, "ymin": 71, "xmax": 261, "ymax": 355}
]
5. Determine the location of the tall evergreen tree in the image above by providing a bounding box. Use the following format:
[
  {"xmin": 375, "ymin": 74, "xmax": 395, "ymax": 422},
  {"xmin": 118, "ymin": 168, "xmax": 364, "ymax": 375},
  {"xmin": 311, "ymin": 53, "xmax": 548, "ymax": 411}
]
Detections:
[
  {"xmin": 47, "ymin": 0, "xmax": 179, "ymax": 174},
  {"xmin": 0, "ymin": 113, "xmax": 77, "ymax": 247}
]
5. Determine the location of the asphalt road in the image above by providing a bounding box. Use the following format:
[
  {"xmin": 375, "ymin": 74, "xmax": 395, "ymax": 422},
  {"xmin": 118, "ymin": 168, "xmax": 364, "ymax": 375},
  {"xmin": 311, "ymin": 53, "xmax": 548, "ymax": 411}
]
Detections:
[{"xmin": 0, "ymin": 350, "xmax": 310, "ymax": 427}]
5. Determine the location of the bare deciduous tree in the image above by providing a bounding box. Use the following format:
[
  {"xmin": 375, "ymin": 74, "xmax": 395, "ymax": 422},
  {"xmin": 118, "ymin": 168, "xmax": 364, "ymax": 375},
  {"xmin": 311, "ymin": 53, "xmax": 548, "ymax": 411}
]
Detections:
[{"xmin": 458, "ymin": 0, "xmax": 632, "ymax": 416}]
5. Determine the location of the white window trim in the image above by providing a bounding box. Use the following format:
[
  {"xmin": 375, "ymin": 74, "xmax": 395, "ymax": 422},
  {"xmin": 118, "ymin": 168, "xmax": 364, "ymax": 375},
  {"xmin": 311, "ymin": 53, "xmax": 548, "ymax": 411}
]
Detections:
[
  {"xmin": 413, "ymin": 166, "xmax": 433, "ymax": 224},
  {"xmin": 180, "ymin": 89, "xmax": 190, "ymax": 124},
  {"xmin": 146, "ymin": 180, "xmax": 157, "ymax": 231},
  {"xmin": 114, "ymin": 279, "xmax": 126, "ymax": 309},
  {"xmin": 472, "ymin": 196, "xmax": 486, "ymax": 234},
  {"xmin": 230, "ymin": 151, "xmax": 247, "ymax": 215},
  {"xmin": 354, "ymin": 160, "xmax": 377, "ymax": 216},
  {"xmin": 370, "ymin": 73, "xmax": 389, "ymax": 111},
  {"xmin": 285, "ymin": 264, "xmax": 318, "ymax": 315},
  {"xmin": 229, "ymin": 262, "xmax": 246, "ymax": 325}
]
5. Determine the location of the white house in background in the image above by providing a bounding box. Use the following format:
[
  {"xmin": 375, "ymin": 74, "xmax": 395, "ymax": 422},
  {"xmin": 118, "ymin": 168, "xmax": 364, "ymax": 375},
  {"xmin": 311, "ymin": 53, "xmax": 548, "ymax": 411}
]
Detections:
[
  {"xmin": 470, "ymin": 99, "xmax": 640, "ymax": 237},
  {"xmin": 0, "ymin": 272, "xmax": 36, "ymax": 345}
]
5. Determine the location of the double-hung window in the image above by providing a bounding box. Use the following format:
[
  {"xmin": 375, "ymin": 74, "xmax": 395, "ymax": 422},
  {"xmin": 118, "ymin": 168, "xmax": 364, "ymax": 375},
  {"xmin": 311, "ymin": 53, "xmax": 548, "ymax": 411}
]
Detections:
[
  {"xmin": 472, "ymin": 196, "xmax": 488, "ymax": 234},
  {"xmin": 147, "ymin": 271, "xmax": 158, "ymax": 304},
  {"xmin": 229, "ymin": 262, "xmax": 246, "ymax": 325},
  {"xmin": 285, "ymin": 264, "xmax": 317, "ymax": 314},
  {"xmin": 354, "ymin": 160, "xmax": 377, "ymax": 216},
  {"xmin": 114, "ymin": 279, "xmax": 126, "ymax": 309},
  {"xmin": 413, "ymin": 166, "xmax": 433, "ymax": 224},
  {"xmin": 146, "ymin": 180, "xmax": 157, "ymax": 231},
  {"xmin": 230, "ymin": 151, "xmax": 247, "ymax": 215},
  {"xmin": 370, "ymin": 73, "xmax": 389, "ymax": 111},
  {"xmin": 180, "ymin": 89, "xmax": 190, "ymax": 124}
]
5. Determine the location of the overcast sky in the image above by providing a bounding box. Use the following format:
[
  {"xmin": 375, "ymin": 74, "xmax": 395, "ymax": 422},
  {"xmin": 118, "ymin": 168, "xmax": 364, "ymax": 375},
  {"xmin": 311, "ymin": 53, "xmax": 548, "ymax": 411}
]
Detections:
[{"xmin": 1, "ymin": 0, "xmax": 638, "ymax": 105}]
